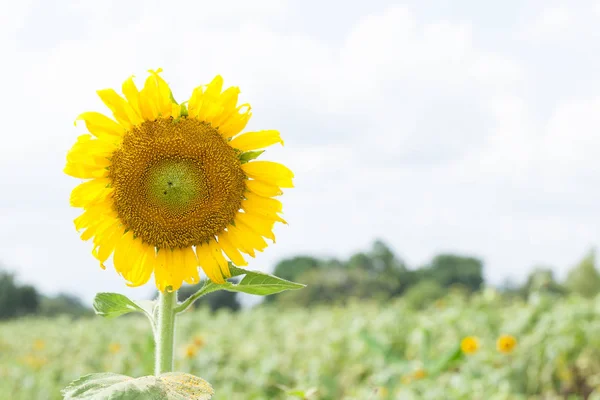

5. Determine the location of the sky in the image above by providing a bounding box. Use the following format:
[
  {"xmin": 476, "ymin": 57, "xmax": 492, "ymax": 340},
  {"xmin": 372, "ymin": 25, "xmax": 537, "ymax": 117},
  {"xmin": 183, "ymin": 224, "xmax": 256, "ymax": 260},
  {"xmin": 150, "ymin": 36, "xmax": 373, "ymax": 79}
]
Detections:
[{"xmin": 1, "ymin": 0, "xmax": 600, "ymax": 302}]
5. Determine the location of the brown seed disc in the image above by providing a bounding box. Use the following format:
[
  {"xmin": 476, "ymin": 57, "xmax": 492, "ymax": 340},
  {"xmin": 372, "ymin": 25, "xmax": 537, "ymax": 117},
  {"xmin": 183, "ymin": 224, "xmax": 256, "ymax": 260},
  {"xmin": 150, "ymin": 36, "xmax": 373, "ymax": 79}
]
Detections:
[{"xmin": 110, "ymin": 118, "xmax": 246, "ymax": 248}]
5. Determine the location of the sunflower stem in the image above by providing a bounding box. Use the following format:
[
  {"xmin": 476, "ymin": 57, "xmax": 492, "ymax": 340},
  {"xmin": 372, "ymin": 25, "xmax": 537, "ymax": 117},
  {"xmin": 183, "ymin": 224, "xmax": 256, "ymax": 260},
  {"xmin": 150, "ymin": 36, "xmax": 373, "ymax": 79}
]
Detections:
[{"xmin": 155, "ymin": 289, "xmax": 177, "ymax": 375}]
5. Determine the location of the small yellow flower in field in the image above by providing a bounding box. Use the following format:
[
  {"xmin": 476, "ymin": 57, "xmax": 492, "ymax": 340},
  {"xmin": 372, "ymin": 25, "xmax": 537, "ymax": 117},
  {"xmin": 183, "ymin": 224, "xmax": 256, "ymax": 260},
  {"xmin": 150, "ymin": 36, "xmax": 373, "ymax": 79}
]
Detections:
[
  {"xmin": 21, "ymin": 355, "xmax": 48, "ymax": 370},
  {"xmin": 378, "ymin": 386, "xmax": 389, "ymax": 397},
  {"xmin": 193, "ymin": 336, "xmax": 205, "ymax": 348},
  {"xmin": 460, "ymin": 336, "xmax": 480, "ymax": 354},
  {"xmin": 412, "ymin": 368, "xmax": 427, "ymax": 380},
  {"xmin": 33, "ymin": 339, "xmax": 45, "ymax": 351},
  {"xmin": 400, "ymin": 375, "xmax": 412, "ymax": 385},
  {"xmin": 185, "ymin": 344, "xmax": 198, "ymax": 359},
  {"xmin": 109, "ymin": 343, "xmax": 121, "ymax": 353},
  {"xmin": 496, "ymin": 334, "xmax": 517, "ymax": 354}
]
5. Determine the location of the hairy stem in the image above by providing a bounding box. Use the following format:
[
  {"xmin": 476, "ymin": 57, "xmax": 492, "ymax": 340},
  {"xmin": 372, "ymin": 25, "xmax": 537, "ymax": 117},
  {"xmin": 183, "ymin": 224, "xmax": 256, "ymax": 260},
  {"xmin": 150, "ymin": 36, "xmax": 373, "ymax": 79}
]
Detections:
[{"xmin": 155, "ymin": 290, "xmax": 177, "ymax": 375}]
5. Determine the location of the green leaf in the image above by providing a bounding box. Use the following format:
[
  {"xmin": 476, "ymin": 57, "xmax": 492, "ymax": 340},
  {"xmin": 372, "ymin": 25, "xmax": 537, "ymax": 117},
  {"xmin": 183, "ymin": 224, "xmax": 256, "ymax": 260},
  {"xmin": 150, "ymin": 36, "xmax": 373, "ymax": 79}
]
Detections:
[
  {"xmin": 174, "ymin": 265, "xmax": 305, "ymax": 313},
  {"xmin": 62, "ymin": 372, "xmax": 214, "ymax": 400},
  {"xmin": 225, "ymin": 266, "xmax": 305, "ymax": 295},
  {"xmin": 61, "ymin": 373, "xmax": 165, "ymax": 400},
  {"xmin": 239, "ymin": 150, "xmax": 264, "ymax": 163},
  {"xmin": 93, "ymin": 293, "xmax": 151, "ymax": 320}
]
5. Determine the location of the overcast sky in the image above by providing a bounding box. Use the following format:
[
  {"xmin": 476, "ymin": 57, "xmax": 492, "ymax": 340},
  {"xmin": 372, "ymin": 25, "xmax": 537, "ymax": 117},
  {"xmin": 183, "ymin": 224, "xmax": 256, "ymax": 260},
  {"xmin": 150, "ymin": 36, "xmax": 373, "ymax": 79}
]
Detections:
[{"xmin": 1, "ymin": 0, "xmax": 599, "ymax": 302}]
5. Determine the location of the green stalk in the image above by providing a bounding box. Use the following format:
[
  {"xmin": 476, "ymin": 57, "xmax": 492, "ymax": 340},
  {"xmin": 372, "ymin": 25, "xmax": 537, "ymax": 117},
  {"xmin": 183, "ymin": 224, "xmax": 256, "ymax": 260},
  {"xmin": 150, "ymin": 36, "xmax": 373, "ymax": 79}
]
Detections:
[{"xmin": 155, "ymin": 290, "xmax": 177, "ymax": 375}]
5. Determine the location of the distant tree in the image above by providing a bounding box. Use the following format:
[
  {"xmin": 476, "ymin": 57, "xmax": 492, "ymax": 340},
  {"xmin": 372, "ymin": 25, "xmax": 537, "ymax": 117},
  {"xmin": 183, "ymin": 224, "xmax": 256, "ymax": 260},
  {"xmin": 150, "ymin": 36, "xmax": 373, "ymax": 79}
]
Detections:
[
  {"xmin": 0, "ymin": 271, "xmax": 20, "ymax": 319},
  {"xmin": 565, "ymin": 250, "xmax": 600, "ymax": 298},
  {"xmin": 268, "ymin": 241, "xmax": 411, "ymax": 306},
  {"xmin": 522, "ymin": 267, "xmax": 565, "ymax": 297},
  {"xmin": 403, "ymin": 279, "xmax": 445, "ymax": 309},
  {"xmin": 272, "ymin": 267, "xmax": 393, "ymax": 307},
  {"xmin": 272, "ymin": 256, "xmax": 321, "ymax": 282},
  {"xmin": 0, "ymin": 271, "xmax": 41, "ymax": 319},
  {"xmin": 371, "ymin": 240, "xmax": 408, "ymax": 274},
  {"xmin": 16, "ymin": 285, "xmax": 40, "ymax": 315},
  {"xmin": 39, "ymin": 294, "xmax": 90, "ymax": 317},
  {"xmin": 421, "ymin": 254, "xmax": 484, "ymax": 291}
]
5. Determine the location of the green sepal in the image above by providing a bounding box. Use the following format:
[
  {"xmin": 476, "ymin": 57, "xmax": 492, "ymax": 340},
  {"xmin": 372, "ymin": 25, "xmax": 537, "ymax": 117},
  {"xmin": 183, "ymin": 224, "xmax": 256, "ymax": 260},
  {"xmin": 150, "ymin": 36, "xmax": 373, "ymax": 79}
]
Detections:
[
  {"xmin": 239, "ymin": 150, "xmax": 264, "ymax": 164},
  {"xmin": 180, "ymin": 102, "xmax": 189, "ymax": 117}
]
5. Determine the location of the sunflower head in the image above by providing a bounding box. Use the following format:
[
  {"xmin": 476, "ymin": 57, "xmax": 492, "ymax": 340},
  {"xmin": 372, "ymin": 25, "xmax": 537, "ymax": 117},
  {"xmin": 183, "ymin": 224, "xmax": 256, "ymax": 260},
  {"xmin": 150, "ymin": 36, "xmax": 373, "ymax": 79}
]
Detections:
[{"xmin": 66, "ymin": 69, "xmax": 293, "ymax": 291}]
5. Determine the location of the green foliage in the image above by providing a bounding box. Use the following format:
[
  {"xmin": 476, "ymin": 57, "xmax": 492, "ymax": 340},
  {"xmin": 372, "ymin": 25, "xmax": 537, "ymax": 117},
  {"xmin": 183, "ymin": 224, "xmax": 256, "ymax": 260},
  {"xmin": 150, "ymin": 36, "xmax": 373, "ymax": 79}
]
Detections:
[
  {"xmin": 272, "ymin": 256, "xmax": 321, "ymax": 282},
  {"xmin": 238, "ymin": 150, "xmax": 264, "ymax": 163},
  {"xmin": 521, "ymin": 267, "xmax": 566, "ymax": 298},
  {"xmin": 565, "ymin": 249, "xmax": 600, "ymax": 298},
  {"xmin": 268, "ymin": 241, "xmax": 481, "ymax": 307},
  {"xmin": 62, "ymin": 372, "xmax": 213, "ymax": 400},
  {"xmin": 419, "ymin": 254, "xmax": 484, "ymax": 291},
  {"xmin": 0, "ymin": 271, "xmax": 40, "ymax": 319},
  {"xmin": 1, "ymin": 294, "xmax": 600, "ymax": 399},
  {"xmin": 175, "ymin": 266, "xmax": 305, "ymax": 313},
  {"xmin": 93, "ymin": 293, "xmax": 152, "ymax": 320},
  {"xmin": 402, "ymin": 279, "xmax": 445, "ymax": 309},
  {"xmin": 38, "ymin": 294, "xmax": 91, "ymax": 318}
]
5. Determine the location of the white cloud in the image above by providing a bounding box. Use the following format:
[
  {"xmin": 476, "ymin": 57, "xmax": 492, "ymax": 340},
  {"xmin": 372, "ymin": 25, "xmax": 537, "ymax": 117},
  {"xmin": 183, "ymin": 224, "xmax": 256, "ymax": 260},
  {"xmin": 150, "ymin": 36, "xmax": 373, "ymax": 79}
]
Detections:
[{"xmin": 524, "ymin": 6, "xmax": 573, "ymax": 40}]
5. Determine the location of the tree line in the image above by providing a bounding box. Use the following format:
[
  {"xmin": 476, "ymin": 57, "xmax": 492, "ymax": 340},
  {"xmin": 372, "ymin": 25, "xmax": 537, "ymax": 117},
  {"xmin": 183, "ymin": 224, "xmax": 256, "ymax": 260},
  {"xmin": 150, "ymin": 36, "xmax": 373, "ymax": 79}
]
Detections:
[{"xmin": 1, "ymin": 241, "xmax": 599, "ymax": 319}]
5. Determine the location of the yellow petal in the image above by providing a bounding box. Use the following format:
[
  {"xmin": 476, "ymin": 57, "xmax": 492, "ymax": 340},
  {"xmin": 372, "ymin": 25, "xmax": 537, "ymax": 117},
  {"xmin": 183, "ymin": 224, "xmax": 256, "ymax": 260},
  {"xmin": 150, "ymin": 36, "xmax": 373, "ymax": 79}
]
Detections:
[
  {"xmin": 217, "ymin": 104, "xmax": 252, "ymax": 139},
  {"xmin": 187, "ymin": 86, "xmax": 204, "ymax": 117},
  {"xmin": 76, "ymin": 206, "xmax": 118, "ymax": 241},
  {"xmin": 124, "ymin": 242, "xmax": 155, "ymax": 287},
  {"xmin": 113, "ymin": 231, "xmax": 136, "ymax": 278},
  {"xmin": 154, "ymin": 249, "xmax": 185, "ymax": 292},
  {"xmin": 196, "ymin": 75, "xmax": 225, "ymax": 122},
  {"xmin": 224, "ymin": 227, "xmax": 256, "ymax": 258},
  {"xmin": 180, "ymin": 247, "xmax": 200, "ymax": 285},
  {"xmin": 229, "ymin": 223, "xmax": 267, "ymax": 253},
  {"xmin": 235, "ymin": 212, "xmax": 276, "ymax": 241},
  {"xmin": 97, "ymin": 89, "xmax": 143, "ymax": 129},
  {"xmin": 70, "ymin": 178, "xmax": 112, "ymax": 208},
  {"xmin": 153, "ymin": 249, "xmax": 169, "ymax": 291},
  {"xmin": 64, "ymin": 162, "xmax": 108, "ymax": 179},
  {"xmin": 210, "ymin": 87, "xmax": 242, "ymax": 128},
  {"xmin": 242, "ymin": 204, "xmax": 287, "ymax": 224},
  {"xmin": 122, "ymin": 76, "xmax": 142, "ymax": 118},
  {"xmin": 207, "ymin": 239, "xmax": 231, "ymax": 278},
  {"xmin": 75, "ymin": 112, "xmax": 124, "ymax": 139},
  {"xmin": 170, "ymin": 103, "xmax": 181, "ymax": 119},
  {"xmin": 242, "ymin": 161, "xmax": 294, "ymax": 188},
  {"xmin": 168, "ymin": 247, "xmax": 188, "ymax": 288},
  {"xmin": 229, "ymin": 130, "xmax": 283, "ymax": 151},
  {"xmin": 148, "ymin": 69, "xmax": 174, "ymax": 118},
  {"xmin": 195, "ymin": 243, "xmax": 225, "ymax": 284},
  {"xmin": 65, "ymin": 134, "xmax": 114, "ymax": 179},
  {"xmin": 217, "ymin": 231, "xmax": 247, "ymax": 266},
  {"xmin": 91, "ymin": 222, "xmax": 123, "ymax": 264},
  {"xmin": 245, "ymin": 179, "xmax": 283, "ymax": 197},
  {"xmin": 243, "ymin": 191, "xmax": 283, "ymax": 212}
]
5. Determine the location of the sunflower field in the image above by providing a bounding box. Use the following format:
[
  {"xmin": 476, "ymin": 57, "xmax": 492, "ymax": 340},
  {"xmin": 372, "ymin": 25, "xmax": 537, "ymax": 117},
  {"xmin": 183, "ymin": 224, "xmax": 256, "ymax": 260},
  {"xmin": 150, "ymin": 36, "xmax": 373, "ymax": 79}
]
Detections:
[{"xmin": 1, "ymin": 291, "xmax": 599, "ymax": 400}]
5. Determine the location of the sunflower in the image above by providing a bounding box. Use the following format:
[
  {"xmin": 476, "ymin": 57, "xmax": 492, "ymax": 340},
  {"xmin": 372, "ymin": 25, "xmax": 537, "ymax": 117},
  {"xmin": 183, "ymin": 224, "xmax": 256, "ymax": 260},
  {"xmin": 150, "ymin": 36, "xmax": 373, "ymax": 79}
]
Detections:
[{"xmin": 65, "ymin": 69, "xmax": 293, "ymax": 291}]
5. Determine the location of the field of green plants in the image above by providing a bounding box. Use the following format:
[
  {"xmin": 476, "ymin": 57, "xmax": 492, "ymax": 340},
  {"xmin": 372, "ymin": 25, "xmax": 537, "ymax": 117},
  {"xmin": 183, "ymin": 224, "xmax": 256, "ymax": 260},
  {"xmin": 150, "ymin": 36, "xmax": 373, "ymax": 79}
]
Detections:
[{"xmin": 1, "ymin": 291, "xmax": 599, "ymax": 400}]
